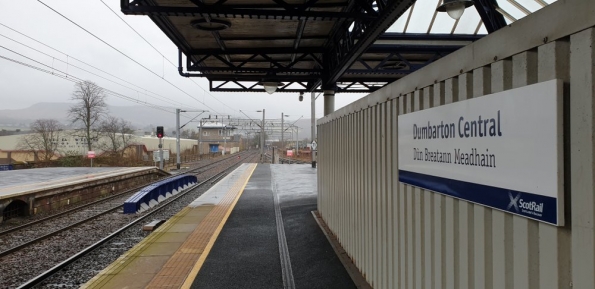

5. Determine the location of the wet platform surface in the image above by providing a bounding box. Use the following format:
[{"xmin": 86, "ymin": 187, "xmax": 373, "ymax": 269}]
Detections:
[
  {"xmin": 192, "ymin": 164, "xmax": 356, "ymax": 289},
  {"xmin": 0, "ymin": 167, "xmax": 157, "ymax": 199},
  {"xmin": 84, "ymin": 164, "xmax": 356, "ymax": 289}
]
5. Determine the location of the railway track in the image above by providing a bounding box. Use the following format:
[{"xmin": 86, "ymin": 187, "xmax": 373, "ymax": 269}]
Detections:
[
  {"xmin": 0, "ymin": 152, "xmax": 249, "ymax": 233},
  {"xmin": 0, "ymin": 152, "xmax": 252, "ymax": 257},
  {"xmin": 0, "ymin": 150, "xmax": 259, "ymax": 288},
  {"xmin": 0, "ymin": 151, "xmax": 249, "ymax": 236}
]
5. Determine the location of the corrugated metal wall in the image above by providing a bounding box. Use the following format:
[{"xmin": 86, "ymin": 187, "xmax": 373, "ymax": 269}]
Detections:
[{"xmin": 317, "ymin": 1, "xmax": 595, "ymax": 288}]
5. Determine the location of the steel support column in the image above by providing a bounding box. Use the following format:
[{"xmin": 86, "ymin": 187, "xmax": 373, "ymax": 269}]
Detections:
[
  {"xmin": 311, "ymin": 91, "xmax": 317, "ymax": 168},
  {"xmin": 323, "ymin": 89, "xmax": 335, "ymax": 116}
]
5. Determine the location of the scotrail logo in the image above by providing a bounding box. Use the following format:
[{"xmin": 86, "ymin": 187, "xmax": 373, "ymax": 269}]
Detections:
[
  {"xmin": 507, "ymin": 191, "xmax": 544, "ymax": 216},
  {"xmin": 507, "ymin": 191, "xmax": 520, "ymax": 212}
]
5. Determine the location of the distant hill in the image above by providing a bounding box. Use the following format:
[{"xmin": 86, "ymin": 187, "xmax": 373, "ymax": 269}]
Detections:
[
  {"xmin": 0, "ymin": 102, "xmax": 187, "ymax": 131},
  {"xmin": 0, "ymin": 103, "xmax": 72, "ymax": 126},
  {"xmin": 0, "ymin": 103, "xmax": 314, "ymax": 140}
]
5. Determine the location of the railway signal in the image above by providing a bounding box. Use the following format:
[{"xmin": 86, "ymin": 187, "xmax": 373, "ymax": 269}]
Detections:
[{"xmin": 156, "ymin": 126, "xmax": 164, "ymax": 138}]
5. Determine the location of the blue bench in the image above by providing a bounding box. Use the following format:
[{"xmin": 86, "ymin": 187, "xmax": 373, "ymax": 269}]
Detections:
[{"xmin": 123, "ymin": 174, "xmax": 198, "ymax": 214}]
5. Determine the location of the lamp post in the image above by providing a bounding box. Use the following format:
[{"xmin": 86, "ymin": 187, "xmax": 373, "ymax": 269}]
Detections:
[
  {"xmin": 176, "ymin": 109, "xmax": 207, "ymax": 169},
  {"xmin": 257, "ymin": 109, "xmax": 265, "ymax": 162},
  {"xmin": 198, "ymin": 120, "xmax": 203, "ymax": 158},
  {"xmin": 295, "ymin": 126, "xmax": 299, "ymax": 157},
  {"xmin": 283, "ymin": 115, "xmax": 303, "ymax": 157},
  {"xmin": 176, "ymin": 109, "xmax": 181, "ymax": 169},
  {"xmin": 281, "ymin": 113, "xmax": 289, "ymax": 152},
  {"xmin": 223, "ymin": 117, "xmax": 226, "ymax": 156}
]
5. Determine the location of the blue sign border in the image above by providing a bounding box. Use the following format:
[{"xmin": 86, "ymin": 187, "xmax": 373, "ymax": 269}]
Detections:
[{"xmin": 399, "ymin": 170, "xmax": 558, "ymax": 225}]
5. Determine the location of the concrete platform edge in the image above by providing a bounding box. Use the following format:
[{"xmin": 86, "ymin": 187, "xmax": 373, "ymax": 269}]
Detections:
[{"xmin": 180, "ymin": 163, "xmax": 257, "ymax": 288}]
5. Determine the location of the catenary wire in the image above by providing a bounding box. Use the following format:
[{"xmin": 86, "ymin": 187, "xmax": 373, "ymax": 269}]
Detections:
[
  {"xmin": 0, "ymin": 22, "xmax": 192, "ymax": 109},
  {"xmin": 0, "ymin": 33, "xmax": 188, "ymax": 108},
  {"xmin": 0, "ymin": 52, "xmax": 178, "ymax": 114},
  {"xmin": 0, "ymin": 54, "xmax": 172, "ymax": 113},
  {"xmin": 97, "ymin": 0, "xmax": 239, "ymax": 114},
  {"xmin": 37, "ymin": 0, "xmax": 221, "ymax": 114}
]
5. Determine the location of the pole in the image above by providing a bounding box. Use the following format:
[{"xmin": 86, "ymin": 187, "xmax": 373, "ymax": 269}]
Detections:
[
  {"xmin": 176, "ymin": 108, "xmax": 181, "ymax": 169},
  {"xmin": 295, "ymin": 126, "xmax": 299, "ymax": 156},
  {"xmin": 223, "ymin": 117, "xmax": 227, "ymax": 155},
  {"xmin": 281, "ymin": 113, "xmax": 284, "ymax": 153},
  {"xmin": 311, "ymin": 91, "xmax": 316, "ymax": 168},
  {"xmin": 261, "ymin": 109, "xmax": 265, "ymax": 163},
  {"xmin": 159, "ymin": 138, "xmax": 164, "ymax": 170},
  {"xmin": 198, "ymin": 120, "xmax": 203, "ymax": 159}
]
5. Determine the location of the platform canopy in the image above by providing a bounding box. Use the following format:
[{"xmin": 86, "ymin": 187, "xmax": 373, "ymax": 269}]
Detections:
[{"xmin": 121, "ymin": 0, "xmax": 555, "ymax": 93}]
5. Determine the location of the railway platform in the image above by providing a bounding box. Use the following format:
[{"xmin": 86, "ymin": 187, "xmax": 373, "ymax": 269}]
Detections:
[
  {"xmin": 0, "ymin": 167, "xmax": 160, "ymax": 194},
  {"xmin": 0, "ymin": 167, "xmax": 167, "ymax": 221},
  {"xmin": 83, "ymin": 163, "xmax": 362, "ymax": 289}
]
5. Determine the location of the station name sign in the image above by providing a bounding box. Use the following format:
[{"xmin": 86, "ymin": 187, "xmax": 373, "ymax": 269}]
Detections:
[{"xmin": 398, "ymin": 79, "xmax": 564, "ymax": 225}]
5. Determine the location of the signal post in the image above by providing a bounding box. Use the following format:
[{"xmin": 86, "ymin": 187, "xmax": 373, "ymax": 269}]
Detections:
[{"xmin": 156, "ymin": 126, "xmax": 164, "ymax": 170}]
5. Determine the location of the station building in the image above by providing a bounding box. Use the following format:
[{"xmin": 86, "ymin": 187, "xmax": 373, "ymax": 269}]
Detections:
[{"xmin": 196, "ymin": 122, "xmax": 242, "ymax": 154}]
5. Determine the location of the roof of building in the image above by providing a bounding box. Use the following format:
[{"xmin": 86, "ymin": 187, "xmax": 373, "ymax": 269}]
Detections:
[{"xmin": 199, "ymin": 122, "xmax": 237, "ymax": 129}]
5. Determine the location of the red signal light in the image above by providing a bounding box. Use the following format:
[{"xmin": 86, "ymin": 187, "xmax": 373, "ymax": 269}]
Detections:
[{"xmin": 156, "ymin": 126, "xmax": 164, "ymax": 139}]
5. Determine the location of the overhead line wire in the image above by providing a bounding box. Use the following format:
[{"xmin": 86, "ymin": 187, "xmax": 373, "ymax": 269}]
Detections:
[
  {"xmin": 0, "ymin": 34, "xmax": 187, "ymax": 108},
  {"xmin": 1, "ymin": 54, "xmax": 172, "ymax": 113},
  {"xmin": 0, "ymin": 53, "xmax": 170, "ymax": 113},
  {"xmin": 0, "ymin": 49, "xmax": 181, "ymax": 114},
  {"xmin": 98, "ymin": 0, "xmax": 166, "ymax": 64},
  {"xmin": 0, "ymin": 23, "xmax": 196, "ymax": 110},
  {"xmin": 97, "ymin": 0, "xmax": 239, "ymax": 114},
  {"xmin": 36, "ymin": 1, "xmax": 163, "ymax": 84},
  {"xmin": 37, "ymin": 0, "xmax": 220, "ymax": 113}
]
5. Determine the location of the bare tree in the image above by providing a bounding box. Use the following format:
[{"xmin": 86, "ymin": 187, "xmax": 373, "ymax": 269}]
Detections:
[
  {"xmin": 98, "ymin": 116, "xmax": 135, "ymax": 156},
  {"xmin": 18, "ymin": 119, "xmax": 63, "ymax": 161},
  {"xmin": 180, "ymin": 129, "xmax": 191, "ymax": 139},
  {"xmin": 118, "ymin": 119, "xmax": 135, "ymax": 153},
  {"xmin": 68, "ymin": 81, "xmax": 107, "ymax": 151}
]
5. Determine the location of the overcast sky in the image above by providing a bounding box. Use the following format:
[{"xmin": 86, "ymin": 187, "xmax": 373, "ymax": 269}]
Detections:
[
  {"xmin": 0, "ymin": 0, "xmax": 369, "ymax": 123},
  {"xmin": 0, "ymin": 0, "xmax": 547, "ymax": 122}
]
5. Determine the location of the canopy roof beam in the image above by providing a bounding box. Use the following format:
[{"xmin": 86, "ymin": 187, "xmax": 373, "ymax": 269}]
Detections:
[
  {"xmin": 474, "ymin": 0, "xmax": 507, "ymax": 33},
  {"xmin": 321, "ymin": 0, "xmax": 416, "ymax": 89},
  {"xmin": 121, "ymin": 1, "xmax": 374, "ymax": 20}
]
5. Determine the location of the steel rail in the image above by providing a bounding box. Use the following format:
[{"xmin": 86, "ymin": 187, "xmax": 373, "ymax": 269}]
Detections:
[
  {"xmin": 16, "ymin": 151, "xmax": 259, "ymax": 289},
  {"xmin": 0, "ymin": 152, "xmax": 246, "ymax": 237},
  {"xmin": 0, "ymin": 152, "xmax": 252, "ymax": 256}
]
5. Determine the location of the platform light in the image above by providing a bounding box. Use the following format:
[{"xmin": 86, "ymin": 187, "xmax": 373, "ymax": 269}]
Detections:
[
  {"xmin": 260, "ymin": 82, "xmax": 283, "ymax": 94},
  {"xmin": 437, "ymin": 0, "xmax": 474, "ymax": 20}
]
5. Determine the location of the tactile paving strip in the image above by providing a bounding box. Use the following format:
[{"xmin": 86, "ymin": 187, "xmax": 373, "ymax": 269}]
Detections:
[
  {"xmin": 146, "ymin": 163, "xmax": 256, "ymax": 288},
  {"xmin": 81, "ymin": 163, "xmax": 256, "ymax": 289}
]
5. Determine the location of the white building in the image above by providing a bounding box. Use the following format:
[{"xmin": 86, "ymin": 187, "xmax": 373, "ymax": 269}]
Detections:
[{"xmin": 0, "ymin": 131, "xmax": 198, "ymax": 157}]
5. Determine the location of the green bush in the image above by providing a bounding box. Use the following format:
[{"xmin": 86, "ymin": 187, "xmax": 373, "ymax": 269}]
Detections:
[{"xmin": 59, "ymin": 150, "xmax": 85, "ymax": 167}]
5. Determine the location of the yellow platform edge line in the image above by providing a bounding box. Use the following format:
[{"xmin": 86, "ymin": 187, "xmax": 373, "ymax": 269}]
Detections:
[
  {"xmin": 81, "ymin": 206, "xmax": 194, "ymax": 288},
  {"xmin": 180, "ymin": 163, "xmax": 257, "ymax": 289}
]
